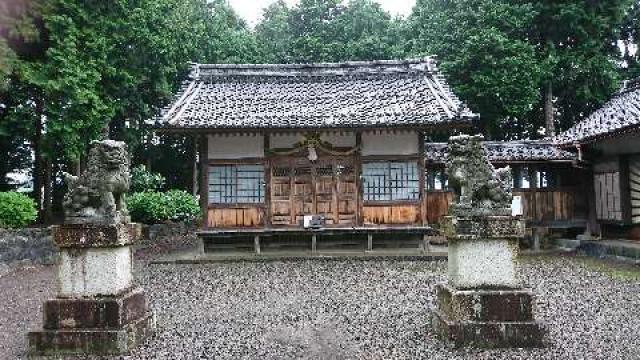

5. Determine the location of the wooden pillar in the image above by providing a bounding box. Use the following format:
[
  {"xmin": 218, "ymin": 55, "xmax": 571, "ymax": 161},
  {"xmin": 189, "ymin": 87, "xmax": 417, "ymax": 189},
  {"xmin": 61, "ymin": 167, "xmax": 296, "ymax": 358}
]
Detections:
[
  {"xmin": 264, "ymin": 134, "xmax": 272, "ymax": 228},
  {"xmin": 620, "ymin": 155, "xmax": 632, "ymax": 224},
  {"xmin": 355, "ymin": 132, "xmax": 363, "ymax": 226},
  {"xmin": 199, "ymin": 135, "xmax": 209, "ymax": 229},
  {"xmin": 192, "ymin": 137, "xmax": 198, "ymax": 197},
  {"xmin": 254, "ymin": 235, "xmax": 261, "ymax": 255},
  {"xmin": 418, "ymin": 131, "xmax": 427, "ymax": 225},
  {"xmin": 584, "ymin": 166, "xmax": 600, "ymax": 237},
  {"xmin": 311, "ymin": 234, "xmax": 317, "ymax": 253},
  {"xmin": 367, "ymin": 233, "xmax": 373, "ymax": 251}
]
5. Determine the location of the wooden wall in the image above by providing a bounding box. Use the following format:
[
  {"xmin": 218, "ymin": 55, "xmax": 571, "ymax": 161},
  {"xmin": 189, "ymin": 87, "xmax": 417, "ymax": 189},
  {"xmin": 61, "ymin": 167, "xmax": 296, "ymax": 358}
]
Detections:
[
  {"xmin": 425, "ymin": 192, "xmax": 453, "ymax": 224},
  {"xmin": 630, "ymin": 155, "xmax": 640, "ymax": 224},
  {"xmin": 424, "ymin": 188, "xmax": 586, "ymax": 226},
  {"xmin": 515, "ymin": 189, "xmax": 586, "ymax": 224},
  {"xmin": 362, "ymin": 204, "xmax": 420, "ymax": 225},
  {"xmin": 207, "ymin": 207, "xmax": 264, "ymax": 228}
]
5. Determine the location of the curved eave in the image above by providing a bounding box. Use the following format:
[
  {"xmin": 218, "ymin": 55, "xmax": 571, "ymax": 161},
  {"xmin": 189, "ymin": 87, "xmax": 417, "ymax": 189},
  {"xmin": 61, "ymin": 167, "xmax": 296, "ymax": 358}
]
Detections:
[
  {"xmin": 556, "ymin": 123, "xmax": 640, "ymax": 147},
  {"xmin": 150, "ymin": 117, "xmax": 476, "ymax": 134}
]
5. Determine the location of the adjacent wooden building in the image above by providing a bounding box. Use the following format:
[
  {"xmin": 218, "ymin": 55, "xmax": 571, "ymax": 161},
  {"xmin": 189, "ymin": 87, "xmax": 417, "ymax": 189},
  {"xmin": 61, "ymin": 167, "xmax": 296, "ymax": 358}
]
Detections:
[
  {"xmin": 154, "ymin": 59, "xmax": 477, "ymax": 235},
  {"xmin": 424, "ymin": 141, "xmax": 585, "ymax": 230},
  {"xmin": 556, "ymin": 78, "xmax": 640, "ymax": 240}
]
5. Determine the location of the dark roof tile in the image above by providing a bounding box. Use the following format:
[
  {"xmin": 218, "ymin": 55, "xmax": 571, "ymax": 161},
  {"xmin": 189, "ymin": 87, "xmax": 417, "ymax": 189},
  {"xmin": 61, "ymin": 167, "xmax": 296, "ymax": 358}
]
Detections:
[
  {"xmin": 556, "ymin": 79, "xmax": 640, "ymax": 144},
  {"xmin": 425, "ymin": 141, "xmax": 577, "ymax": 163},
  {"xmin": 154, "ymin": 58, "xmax": 477, "ymax": 130}
]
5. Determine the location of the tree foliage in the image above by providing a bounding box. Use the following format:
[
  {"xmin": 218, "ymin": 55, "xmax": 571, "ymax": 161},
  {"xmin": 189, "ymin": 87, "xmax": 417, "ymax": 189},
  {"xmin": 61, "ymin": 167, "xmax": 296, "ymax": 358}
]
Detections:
[
  {"xmin": 256, "ymin": 0, "xmax": 403, "ymax": 63},
  {"xmin": 409, "ymin": 0, "xmax": 542, "ymax": 139},
  {"xmin": 408, "ymin": 0, "xmax": 631, "ymax": 139}
]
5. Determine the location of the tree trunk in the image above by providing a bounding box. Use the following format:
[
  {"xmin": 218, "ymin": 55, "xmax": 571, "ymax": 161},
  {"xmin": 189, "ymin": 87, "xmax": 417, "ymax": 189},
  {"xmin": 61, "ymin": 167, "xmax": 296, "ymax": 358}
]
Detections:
[
  {"xmin": 544, "ymin": 82, "xmax": 556, "ymax": 137},
  {"xmin": 43, "ymin": 157, "xmax": 53, "ymax": 224},
  {"xmin": 33, "ymin": 97, "xmax": 44, "ymax": 222}
]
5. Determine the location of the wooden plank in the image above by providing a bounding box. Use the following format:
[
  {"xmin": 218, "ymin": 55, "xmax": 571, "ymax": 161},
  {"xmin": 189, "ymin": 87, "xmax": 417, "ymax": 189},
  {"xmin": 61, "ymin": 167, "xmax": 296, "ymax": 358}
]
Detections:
[{"xmin": 243, "ymin": 208, "xmax": 253, "ymax": 226}]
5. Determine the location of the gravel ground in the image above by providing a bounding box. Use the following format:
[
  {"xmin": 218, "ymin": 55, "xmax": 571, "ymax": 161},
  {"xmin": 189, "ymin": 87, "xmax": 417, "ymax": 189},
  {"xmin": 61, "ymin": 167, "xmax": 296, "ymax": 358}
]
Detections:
[{"xmin": 2, "ymin": 255, "xmax": 640, "ymax": 359}]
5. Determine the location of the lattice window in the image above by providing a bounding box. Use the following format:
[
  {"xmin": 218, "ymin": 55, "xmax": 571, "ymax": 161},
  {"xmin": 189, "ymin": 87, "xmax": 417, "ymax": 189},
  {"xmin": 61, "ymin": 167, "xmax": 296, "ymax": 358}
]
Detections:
[
  {"xmin": 512, "ymin": 166, "xmax": 531, "ymax": 189},
  {"xmin": 362, "ymin": 161, "xmax": 419, "ymax": 201},
  {"xmin": 426, "ymin": 168, "xmax": 449, "ymax": 191},
  {"xmin": 209, "ymin": 164, "xmax": 264, "ymax": 204}
]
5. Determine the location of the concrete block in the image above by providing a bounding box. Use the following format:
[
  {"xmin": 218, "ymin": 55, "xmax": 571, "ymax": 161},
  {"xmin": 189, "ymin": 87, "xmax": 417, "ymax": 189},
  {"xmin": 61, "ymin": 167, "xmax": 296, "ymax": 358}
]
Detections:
[
  {"xmin": 58, "ymin": 247, "xmax": 132, "ymax": 297},
  {"xmin": 448, "ymin": 239, "xmax": 519, "ymax": 289}
]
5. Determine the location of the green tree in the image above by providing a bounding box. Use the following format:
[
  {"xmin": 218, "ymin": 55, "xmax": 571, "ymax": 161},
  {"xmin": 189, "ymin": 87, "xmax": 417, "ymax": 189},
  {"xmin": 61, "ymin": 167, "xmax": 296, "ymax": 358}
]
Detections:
[
  {"xmin": 530, "ymin": 0, "xmax": 631, "ymax": 135},
  {"xmin": 408, "ymin": 0, "xmax": 631, "ymax": 139},
  {"xmin": 256, "ymin": 0, "xmax": 402, "ymax": 63},
  {"xmin": 408, "ymin": 0, "xmax": 542, "ymax": 139},
  {"xmin": 620, "ymin": 1, "xmax": 640, "ymax": 77},
  {"xmin": 0, "ymin": 0, "xmax": 261, "ymax": 221}
]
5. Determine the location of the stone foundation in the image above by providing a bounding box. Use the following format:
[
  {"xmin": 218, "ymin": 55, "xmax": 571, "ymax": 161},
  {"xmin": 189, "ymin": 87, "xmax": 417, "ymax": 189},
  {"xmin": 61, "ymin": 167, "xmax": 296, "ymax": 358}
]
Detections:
[
  {"xmin": 432, "ymin": 283, "xmax": 545, "ymax": 348},
  {"xmin": 28, "ymin": 312, "xmax": 154, "ymax": 355},
  {"xmin": 28, "ymin": 223, "xmax": 154, "ymax": 355}
]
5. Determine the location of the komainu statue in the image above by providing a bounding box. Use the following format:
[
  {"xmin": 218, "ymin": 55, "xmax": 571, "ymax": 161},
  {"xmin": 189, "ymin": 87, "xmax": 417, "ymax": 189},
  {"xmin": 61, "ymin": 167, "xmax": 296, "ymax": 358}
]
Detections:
[
  {"xmin": 62, "ymin": 140, "xmax": 131, "ymax": 224},
  {"xmin": 446, "ymin": 134, "xmax": 513, "ymax": 216}
]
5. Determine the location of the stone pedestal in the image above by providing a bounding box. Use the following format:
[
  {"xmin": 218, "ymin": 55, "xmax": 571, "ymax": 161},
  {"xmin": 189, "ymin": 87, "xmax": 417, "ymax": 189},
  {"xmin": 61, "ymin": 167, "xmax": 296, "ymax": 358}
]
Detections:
[
  {"xmin": 28, "ymin": 223, "xmax": 155, "ymax": 356},
  {"xmin": 433, "ymin": 216, "xmax": 545, "ymax": 348}
]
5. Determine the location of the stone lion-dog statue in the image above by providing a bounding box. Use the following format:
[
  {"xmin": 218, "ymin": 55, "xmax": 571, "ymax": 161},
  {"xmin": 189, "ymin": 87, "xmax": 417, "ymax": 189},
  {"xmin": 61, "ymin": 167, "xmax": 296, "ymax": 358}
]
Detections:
[
  {"xmin": 62, "ymin": 140, "xmax": 131, "ymax": 224},
  {"xmin": 446, "ymin": 134, "xmax": 513, "ymax": 217}
]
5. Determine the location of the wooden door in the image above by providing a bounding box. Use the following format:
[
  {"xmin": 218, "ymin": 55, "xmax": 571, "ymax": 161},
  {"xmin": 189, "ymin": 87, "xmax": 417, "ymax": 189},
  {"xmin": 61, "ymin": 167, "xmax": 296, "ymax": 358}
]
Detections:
[
  {"xmin": 315, "ymin": 160, "xmax": 336, "ymax": 224},
  {"xmin": 293, "ymin": 160, "xmax": 314, "ymax": 225},
  {"xmin": 335, "ymin": 159, "xmax": 357, "ymax": 225},
  {"xmin": 270, "ymin": 162, "xmax": 293, "ymax": 226},
  {"xmin": 269, "ymin": 156, "xmax": 357, "ymax": 227}
]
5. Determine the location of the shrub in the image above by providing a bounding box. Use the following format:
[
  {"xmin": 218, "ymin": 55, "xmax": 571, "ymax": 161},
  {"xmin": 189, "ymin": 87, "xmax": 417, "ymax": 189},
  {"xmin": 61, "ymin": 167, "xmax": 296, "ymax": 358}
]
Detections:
[
  {"xmin": 127, "ymin": 190, "xmax": 200, "ymax": 224},
  {"xmin": 0, "ymin": 192, "xmax": 38, "ymax": 229},
  {"xmin": 130, "ymin": 165, "xmax": 166, "ymax": 193}
]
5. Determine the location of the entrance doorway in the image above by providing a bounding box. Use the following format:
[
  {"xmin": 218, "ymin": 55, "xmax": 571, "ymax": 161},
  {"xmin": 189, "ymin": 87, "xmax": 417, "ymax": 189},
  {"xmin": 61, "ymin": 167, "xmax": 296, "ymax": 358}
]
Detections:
[{"xmin": 270, "ymin": 156, "xmax": 357, "ymax": 226}]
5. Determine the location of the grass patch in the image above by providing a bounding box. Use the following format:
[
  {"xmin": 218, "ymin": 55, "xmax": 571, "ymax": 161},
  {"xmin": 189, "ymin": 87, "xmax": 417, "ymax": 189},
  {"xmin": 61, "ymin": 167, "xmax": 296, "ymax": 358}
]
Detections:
[{"xmin": 574, "ymin": 256, "xmax": 640, "ymax": 281}]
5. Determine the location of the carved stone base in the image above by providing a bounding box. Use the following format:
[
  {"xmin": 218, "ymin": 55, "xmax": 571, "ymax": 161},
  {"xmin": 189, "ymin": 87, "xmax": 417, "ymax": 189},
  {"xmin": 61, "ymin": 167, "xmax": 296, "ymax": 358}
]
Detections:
[
  {"xmin": 28, "ymin": 288, "xmax": 155, "ymax": 355},
  {"xmin": 432, "ymin": 284, "xmax": 545, "ymax": 348},
  {"xmin": 53, "ymin": 223, "xmax": 141, "ymax": 248}
]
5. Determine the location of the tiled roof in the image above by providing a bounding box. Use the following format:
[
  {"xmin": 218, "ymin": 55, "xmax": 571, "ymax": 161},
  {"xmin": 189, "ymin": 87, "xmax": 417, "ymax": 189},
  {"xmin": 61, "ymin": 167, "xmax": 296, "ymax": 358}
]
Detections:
[
  {"xmin": 425, "ymin": 141, "xmax": 577, "ymax": 164},
  {"xmin": 154, "ymin": 58, "xmax": 478, "ymax": 130},
  {"xmin": 555, "ymin": 78, "xmax": 640, "ymax": 144}
]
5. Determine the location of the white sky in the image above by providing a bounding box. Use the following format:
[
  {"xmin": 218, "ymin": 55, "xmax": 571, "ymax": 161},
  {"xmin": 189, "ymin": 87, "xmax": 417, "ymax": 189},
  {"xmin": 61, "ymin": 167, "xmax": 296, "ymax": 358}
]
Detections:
[{"xmin": 228, "ymin": 0, "xmax": 416, "ymax": 27}]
